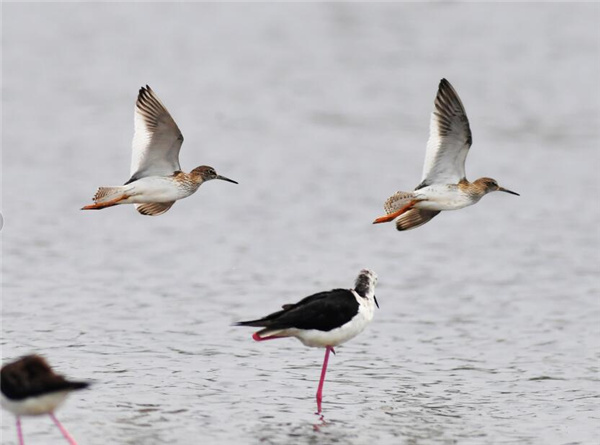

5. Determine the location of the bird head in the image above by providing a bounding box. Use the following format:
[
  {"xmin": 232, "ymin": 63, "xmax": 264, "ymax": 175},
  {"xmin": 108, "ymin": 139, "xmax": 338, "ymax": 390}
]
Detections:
[
  {"xmin": 191, "ymin": 166, "xmax": 238, "ymax": 184},
  {"xmin": 474, "ymin": 177, "xmax": 519, "ymax": 196},
  {"xmin": 355, "ymin": 269, "xmax": 379, "ymax": 307}
]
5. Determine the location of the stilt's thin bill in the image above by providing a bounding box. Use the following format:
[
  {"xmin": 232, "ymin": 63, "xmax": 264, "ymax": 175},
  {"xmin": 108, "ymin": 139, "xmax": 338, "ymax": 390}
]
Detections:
[
  {"xmin": 498, "ymin": 186, "xmax": 519, "ymax": 196},
  {"xmin": 216, "ymin": 175, "xmax": 238, "ymax": 184}
]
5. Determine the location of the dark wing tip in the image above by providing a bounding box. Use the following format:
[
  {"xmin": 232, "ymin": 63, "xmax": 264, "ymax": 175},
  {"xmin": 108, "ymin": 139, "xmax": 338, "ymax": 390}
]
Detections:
[
  {"xmin": 396, "ymin": 209, "xmax": 441, "ymax": 231},
  {"xmin": 68, "ymin": 380, "xmax": 91, "ymax": 391},
  {"xmin": 433, "ymin": 78, "xmax": 472, "ymax": 145},
  {"xmin": 234, "ymin": 320, "xmax": 263, "ymax": 327},
  {"xmin": 137, "ymin": 85, "xmax": 155, "ymax": 102}
]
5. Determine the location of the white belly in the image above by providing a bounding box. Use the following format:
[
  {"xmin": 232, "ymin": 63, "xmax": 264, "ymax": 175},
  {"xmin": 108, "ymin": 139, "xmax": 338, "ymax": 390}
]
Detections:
[
  {"xmin": 415, "ymin": 185, "xmax": 478, "ymax": 211},
  {"xmin": 1, "ymin": 392, "xmax": 68, "ymax": 416},
  {"xmin": 292, "ymin": 302, "xmax": 374, "ymax": 348},
  {"xmin": 123, "ymin": 177, "xmax": 198, "ymax": 203}
]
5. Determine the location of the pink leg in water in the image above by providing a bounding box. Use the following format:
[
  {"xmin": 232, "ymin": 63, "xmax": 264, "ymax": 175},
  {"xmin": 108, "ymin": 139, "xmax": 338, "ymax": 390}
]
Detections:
[
  {"xmin": 316, "ymin": 346, "xmax": 334, "ymax": 414},
  {"xmin": 16, "ymin": 416, "xmax": 25, "ymax": 445},
  {"xmin": 49, "ymin": 413, "xmax": 78, "ymax": 445}
]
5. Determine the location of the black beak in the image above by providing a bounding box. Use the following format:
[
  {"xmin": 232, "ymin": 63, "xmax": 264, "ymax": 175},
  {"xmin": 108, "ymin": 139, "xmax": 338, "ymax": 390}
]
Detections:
[
  {"xmin": 374, "ymin": 295, "xmax": 380, "ymax": 309},
  {"xmin": 498, "ymin": 186, "xmax": 519, "ymax": 196},
  {"xmin": 216, "ymin": 175, "xmax": 238, "ymax": 184}
]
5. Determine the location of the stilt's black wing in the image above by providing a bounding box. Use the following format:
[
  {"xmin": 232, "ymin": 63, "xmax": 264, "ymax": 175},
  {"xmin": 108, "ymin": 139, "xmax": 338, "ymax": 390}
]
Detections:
[
  {"xmin": 236, "ymin": 289, "xmax": 359, "ymax": 332},
  {"xmin": 1, "ymin": 355, "xmax": 89, "ymax": 401}
]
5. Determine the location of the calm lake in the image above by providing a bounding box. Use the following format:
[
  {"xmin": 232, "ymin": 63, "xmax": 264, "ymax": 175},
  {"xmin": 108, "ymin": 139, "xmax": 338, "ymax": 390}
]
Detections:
[{"xmin": 2, "ymin": 3, "xmax": 599, "ymax": 445}]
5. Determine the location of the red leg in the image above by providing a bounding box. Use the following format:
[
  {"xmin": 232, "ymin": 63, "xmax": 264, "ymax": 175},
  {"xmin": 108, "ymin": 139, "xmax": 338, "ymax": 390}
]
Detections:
[
  {"xmin": 316, "ymin": 346, "xmax": 333, "ymax": 414},
  {"xmin": 16, "ymin": 416, "xmax": 24, "ymax": 445},
  {"xmin": 49, "ymin": 413, "xmax": 78, "ymax": 445},
  {"xmin": 372, "ymin": 199, "xmax": 418, "ymax": 224},
  {"xmin": 81, "ymin": 195, "xmax": 128, "ymax": 210}
]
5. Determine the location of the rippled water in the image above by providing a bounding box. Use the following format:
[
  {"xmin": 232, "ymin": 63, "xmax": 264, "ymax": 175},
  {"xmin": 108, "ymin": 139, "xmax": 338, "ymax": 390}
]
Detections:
[{"xmin": 2, "ymin": 3, "xmax": 599, "ymax": 445}]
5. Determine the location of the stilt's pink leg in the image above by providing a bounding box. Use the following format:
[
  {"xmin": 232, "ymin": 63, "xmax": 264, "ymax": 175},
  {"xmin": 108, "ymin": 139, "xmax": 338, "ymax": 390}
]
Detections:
[
  {"xmin": 49, "ymin": 413, "xmax": 78, "ymax": 445},
  {"xmin": 16, "ymin": 416, "xmax": 25, "ymax": 445},
  {"xmin": 316, "ymin": 346, "xmax": 333, "ymax": 414}
]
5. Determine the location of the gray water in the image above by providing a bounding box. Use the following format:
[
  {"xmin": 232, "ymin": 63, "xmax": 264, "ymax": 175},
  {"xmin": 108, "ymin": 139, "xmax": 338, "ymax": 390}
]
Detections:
[{"xmin": 2, "ymin": 3, "xmax": 599, "ymax": 445}]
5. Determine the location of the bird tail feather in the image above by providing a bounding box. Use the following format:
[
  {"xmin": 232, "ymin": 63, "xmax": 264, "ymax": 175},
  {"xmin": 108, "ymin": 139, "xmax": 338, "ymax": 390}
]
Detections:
[
  {"xmin": 81, "ymin": 186, "xmax": 129, "ymax": 210},
  {"xmin": 93, "ymin": 186, "xmax": 127, "ymax": 204},
  {"xmin": 384, "ymin": 191, "xmax": 416, "ymax": 214}
]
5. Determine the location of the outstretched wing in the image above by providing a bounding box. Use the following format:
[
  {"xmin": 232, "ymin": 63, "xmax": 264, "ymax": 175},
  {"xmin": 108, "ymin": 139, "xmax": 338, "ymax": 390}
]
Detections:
[
  {"xmin": 128, "ymin": 86, "xmax": 184, "ymax": 183},
  {"xmin": 419, "ymin": 79, "xmax": 472, "ymax": 188},
  {"xmin": 395, "ymin": 209, "xmax": 440, "ymax": 231},
  {"xmin": 135, "ymin": 201, "xmax": 175, "ymax": 216}
]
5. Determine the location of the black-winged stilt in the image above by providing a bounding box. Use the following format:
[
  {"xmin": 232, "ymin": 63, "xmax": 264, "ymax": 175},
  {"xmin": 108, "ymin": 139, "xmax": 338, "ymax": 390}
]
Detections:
[
  {"xmin": 1, "ymin": 355, "xmax": 90, "ymax": 445},
  {"xmin": 236, "ymin": 269, "xmax": 378, "ymax": 413}
]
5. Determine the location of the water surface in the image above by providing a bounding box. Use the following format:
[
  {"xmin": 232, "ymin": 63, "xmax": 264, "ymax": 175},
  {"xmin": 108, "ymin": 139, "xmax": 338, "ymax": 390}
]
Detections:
[{"xmin": 2, "ymin": 3, "xmax": 599, "ymax": 444}]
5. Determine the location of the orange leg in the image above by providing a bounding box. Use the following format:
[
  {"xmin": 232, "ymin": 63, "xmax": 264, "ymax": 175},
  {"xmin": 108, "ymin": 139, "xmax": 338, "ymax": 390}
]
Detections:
[
  {"xmin": 372, "ymin": 200, "xmax": 418, "ymax": 224},
  {"xmin": 81, "ymin": 195, "xmax": 128, "ymax": 210}
]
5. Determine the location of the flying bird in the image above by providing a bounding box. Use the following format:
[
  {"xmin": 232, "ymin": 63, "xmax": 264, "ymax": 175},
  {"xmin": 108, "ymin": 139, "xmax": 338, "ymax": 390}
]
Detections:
[
  {"xmin": 82, "ymin": 85, "xmax": 237, "ymax": 216},
  {"xmin": 1, "ymin": 355, "xmax": 90, "ymax": 445},
  {"xmin": 236, "ymin": 269, "xmax": 378, "ymax": 414},
  {"xmin": 373, "ymin": 78, "xmax": 518, "ymax": 231}
]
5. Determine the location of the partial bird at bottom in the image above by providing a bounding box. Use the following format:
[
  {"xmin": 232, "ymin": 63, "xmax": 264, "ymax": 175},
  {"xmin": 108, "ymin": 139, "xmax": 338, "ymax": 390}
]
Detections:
[{"xmin": 1, "ymin": 355, "xmax": 90, "ymax": 445}]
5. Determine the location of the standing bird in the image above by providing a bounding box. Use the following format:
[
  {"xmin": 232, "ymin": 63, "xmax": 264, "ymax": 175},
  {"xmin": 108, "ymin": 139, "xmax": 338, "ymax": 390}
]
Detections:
[
  {"xmin": 1, "ymin": 355, "xmax": 90, "ymax": 445},
  {"xmin": 236, "ymin": 269, "xmax": 378, "ymax": 414},
  {"xmin": 82, "ymin": 85, "xmax": 237, "ymax": 216},
  {"xmin": 373, "ymin": 78, "xmax": 519, "ymax": 231}
]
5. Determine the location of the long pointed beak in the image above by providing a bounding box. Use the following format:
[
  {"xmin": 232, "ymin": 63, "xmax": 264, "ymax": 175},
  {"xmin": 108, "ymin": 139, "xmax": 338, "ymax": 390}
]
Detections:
[
  {"xmin": 374, "ymin": 296, "xmax": 380, "ymax": 309},
  {"xmin": 498, "ymin": 186, "xmax": 519, "ymax": 196},
  {"xmin": 216, "ymin": 175, "xmax": 238, "ymax": 184}
]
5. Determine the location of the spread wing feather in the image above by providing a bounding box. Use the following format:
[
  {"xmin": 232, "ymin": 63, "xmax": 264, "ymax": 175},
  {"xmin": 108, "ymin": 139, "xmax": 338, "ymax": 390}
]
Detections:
[
  {"xmin": 135, "ymin": 201, "xmax": 175, "ymax": 216},
  {"xmin": 129, "ymin": 86, "xmax": 184, "ymax": 181},
  {"xmin": 395, "ymin": 209, "xmax": 440, "ymax": 231},
  {"xmin": 419, "ymin": 79, "xmax": 472, "ymax": 187}
]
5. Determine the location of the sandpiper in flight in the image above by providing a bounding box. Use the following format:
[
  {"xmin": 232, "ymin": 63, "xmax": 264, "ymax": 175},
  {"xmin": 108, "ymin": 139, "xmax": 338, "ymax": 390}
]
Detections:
[
  {"xmin": 1, "ymin": 355, "xmax": 90, "ymax": 445},
  {"xmin": 82, "ymin": 85, "xmax": 237, "ymax": 216},
  {"xmin": 373, "ymin": 78, "xmax": 519, "ymax": 231},
  {"xmin": 236, "ymin": 269, "xmax": 379, "ymax": 414}
]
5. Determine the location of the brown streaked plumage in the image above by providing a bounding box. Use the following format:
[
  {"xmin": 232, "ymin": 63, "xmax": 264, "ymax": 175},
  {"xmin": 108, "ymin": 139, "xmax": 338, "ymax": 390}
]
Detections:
[
  {"xmin": 82, "ymin": 86, "xmax": 237, "ymax": 216},
  {"xmin": 374, "ymin": 79, "xmax": 519, "ymax": 231}
]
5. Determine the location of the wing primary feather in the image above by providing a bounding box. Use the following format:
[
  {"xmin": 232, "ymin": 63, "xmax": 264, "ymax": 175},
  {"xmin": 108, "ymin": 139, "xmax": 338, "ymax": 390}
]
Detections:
[
  {"xmin": 420, "ymin": 79, "xmax": 473, "ymax": 186},
  {"xmin": 129, "ymin": 85, "xmax": 184, "ymax": 178}
]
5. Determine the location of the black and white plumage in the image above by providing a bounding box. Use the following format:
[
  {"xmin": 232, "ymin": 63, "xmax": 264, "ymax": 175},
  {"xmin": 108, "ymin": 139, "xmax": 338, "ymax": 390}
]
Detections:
[
  {"xmin": 1, "ymin": 355, "xmax": 89, "ymax": 445},
  {"xmin": 236, "ymin": 269, "xmax": 379, "ymax": 347},
  {"xmin": 236, "ymin": 269, "xmax": 378, "ymax": 414}
]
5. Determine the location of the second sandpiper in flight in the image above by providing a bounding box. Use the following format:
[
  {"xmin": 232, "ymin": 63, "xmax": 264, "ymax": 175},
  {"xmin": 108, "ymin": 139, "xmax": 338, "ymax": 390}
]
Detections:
[{"xmin": 373, "ymin": 79, "xmax": 518, "ymax": 231}]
